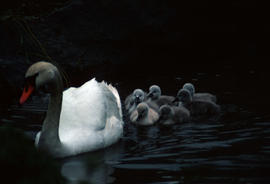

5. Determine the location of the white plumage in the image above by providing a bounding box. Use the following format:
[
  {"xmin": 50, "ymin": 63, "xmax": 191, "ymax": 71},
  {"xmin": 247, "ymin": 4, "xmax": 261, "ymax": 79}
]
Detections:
[
  {"xmin": 58, "ymin": 78, "xmax": 123, "ymax": 155},
  {"xmin": 21, "ymin": 62, "xmax": 123, "ymax": 157}
]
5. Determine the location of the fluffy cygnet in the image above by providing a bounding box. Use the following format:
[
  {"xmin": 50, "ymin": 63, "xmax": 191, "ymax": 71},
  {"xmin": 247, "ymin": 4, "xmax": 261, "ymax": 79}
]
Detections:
[
  {"xmin": 125, "ymin": 89, "xmax": 146, "ymax": 115},
  {"xmin": 183, "ymin": 83, "xmax": 217, "ymax": 103},
  {"xmin": 129, "ymin": 102, "xmax": 159, "ymax": 126},
  {"xmin": 158, "ymin": 104, "xmax": 190, "ymax": 125},
  {"xmin": 147, "ymin": 85, "xmax": 175, "ymax": 108},
  {"xmin": 176, "ymin": 88, "xmax": 220, "ymax": 118}
]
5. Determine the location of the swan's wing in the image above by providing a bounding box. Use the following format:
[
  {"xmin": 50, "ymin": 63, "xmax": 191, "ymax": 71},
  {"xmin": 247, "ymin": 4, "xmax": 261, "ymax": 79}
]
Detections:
[
  {"xmin": 59, "ymin": 78, "xmax": 123, "ymax": 150},
  {"xmin": 60, "ymin": 78, "xmax": 107, "ymax": 133},
  {"xmin": 103, "ymin": 81, "xmax": 122, "ymax": 118},
  {"xmin": 100, "ymin": 81, "xmax": 123, "ymax": 120}
]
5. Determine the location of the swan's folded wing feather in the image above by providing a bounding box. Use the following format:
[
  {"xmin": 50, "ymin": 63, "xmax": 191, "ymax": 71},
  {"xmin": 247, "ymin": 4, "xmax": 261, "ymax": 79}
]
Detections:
[
  {"xmin": 101, "ymin": 81, "xmax": 123, "ymax": 118},
  {"xmin": 60, "ymin": 78, "xmax": 107, "ymax": 133},
  {"xmin": 59, "ymin": 78, "xmax": 123, "ymax": 150}
]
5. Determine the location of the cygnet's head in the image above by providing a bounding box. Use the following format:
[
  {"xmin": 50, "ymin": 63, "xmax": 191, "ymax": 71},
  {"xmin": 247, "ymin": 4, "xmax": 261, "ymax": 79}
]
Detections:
[
  {"xmin": 183, "ymin": 83, "xmax": 195, "ymax": 97},
  {"xmin": 136, "ymin": 102, "xmax": 149, "ymax": 119},
  {"xmin": 147, "ymin": 85, "xmax": 161, "ymax": 100},
  {"xmin": 20, "ymin": 61, "xmax": 62, "ymax": 104},
  {"xmin": 159, "ymin": 105, "xmax": 174, "ymax": 120},
  {"xmin": 132, "ymin": 89, "xmax": 145, "ymax": 104},
  {"xmin": 176, "ymin": 89, "xmax": 192, "ymax": 105}
]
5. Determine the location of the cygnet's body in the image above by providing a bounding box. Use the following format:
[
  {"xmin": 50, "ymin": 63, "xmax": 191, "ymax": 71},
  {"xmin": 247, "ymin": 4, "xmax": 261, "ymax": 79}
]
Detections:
[
  {"xmin": 183, "ymin": 83, "xmax": 217, "ymax": 103},
  {"xmin": 159, "ymin": 104, "xmax": 190, "ymax": 125},
  {"xmin": 147, "ymin": 85, "xmax": 175, "ymax": 110},
  {"xmin": 129, "ymin": 102, "xmax": 159, "ymax": 126},
  {"xmin": 176, "ymin": 88, "xmax": 220, "ymax": 118}
]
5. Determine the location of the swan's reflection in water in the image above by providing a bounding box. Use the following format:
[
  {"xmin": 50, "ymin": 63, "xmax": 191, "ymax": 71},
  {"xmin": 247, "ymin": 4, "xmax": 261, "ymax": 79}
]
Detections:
[{"xmin": 60, "ymin": 141, "xmax": 124, "ymax": 184}]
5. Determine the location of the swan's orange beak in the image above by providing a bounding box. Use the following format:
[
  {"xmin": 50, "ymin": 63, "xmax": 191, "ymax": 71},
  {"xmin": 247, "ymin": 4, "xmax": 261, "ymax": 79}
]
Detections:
[{"xmin": 20, "ymin": 85, "xmax": 34, "ymax": 104}]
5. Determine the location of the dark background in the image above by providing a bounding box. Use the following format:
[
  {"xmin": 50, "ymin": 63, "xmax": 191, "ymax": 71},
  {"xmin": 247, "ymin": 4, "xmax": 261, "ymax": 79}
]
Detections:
[
  {"xmin": 0, "ymin": 0, "xmax": 269, "ymax": 113},
  {"xmin": 1, "ymin": 1, "xmax": 270, "ymax": 183}
]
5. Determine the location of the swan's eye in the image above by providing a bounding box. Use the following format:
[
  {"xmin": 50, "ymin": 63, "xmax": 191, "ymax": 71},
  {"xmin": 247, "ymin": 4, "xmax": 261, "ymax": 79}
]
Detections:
[{"xmin": 40, "ymin": 84, "xmax": 51, "ymax": 93}]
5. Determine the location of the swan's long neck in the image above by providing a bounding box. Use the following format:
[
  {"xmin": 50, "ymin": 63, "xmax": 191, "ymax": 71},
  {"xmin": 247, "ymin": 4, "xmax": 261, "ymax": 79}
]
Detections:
[{"xmin": 38, "ymin": 73, "xmax": 65, "ymax": 157}]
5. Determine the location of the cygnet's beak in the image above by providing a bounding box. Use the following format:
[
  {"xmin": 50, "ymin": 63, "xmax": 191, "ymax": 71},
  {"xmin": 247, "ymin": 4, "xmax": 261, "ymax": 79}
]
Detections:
[
  {"xmin": 135, "ymin": 96, "xmax": 141, "ymax": 103},
  {"xmin": 147, "ymin": 92, "xmax": 153, "ymax": 98}
]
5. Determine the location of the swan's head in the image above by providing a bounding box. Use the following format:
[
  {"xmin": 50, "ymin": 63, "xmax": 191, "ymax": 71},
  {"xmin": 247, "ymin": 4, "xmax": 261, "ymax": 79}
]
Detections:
[
  {"xmin": 147, "ymin": 85, "xmax": 161, "ymax": 100},
  {"xmin": 132, "ymin": 89, "xmax": 145, "ymax": 104},
  {"xmin": 176, "ymin": 89, "xmax": 192, "ymax": 105},
  {"xmin": 136, "ymin": 102, "xmax": 149, "ymax": 120},
  {"xmin": 159, "ymin": 105, "xmax": 174, "ymax": 120},
  {"xmin": 20, "ymin": 61, "xmax": 62, "ymax": 104},
  {"xmin": 183, "ymin": 83, "xmax": 195, "ymax": 96}
]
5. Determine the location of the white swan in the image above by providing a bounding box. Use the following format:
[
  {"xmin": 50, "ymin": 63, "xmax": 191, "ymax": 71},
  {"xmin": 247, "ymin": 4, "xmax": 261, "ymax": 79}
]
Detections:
[{"xmin": 20, "ymin": 61, "xmax": 124, "ymax": 158}]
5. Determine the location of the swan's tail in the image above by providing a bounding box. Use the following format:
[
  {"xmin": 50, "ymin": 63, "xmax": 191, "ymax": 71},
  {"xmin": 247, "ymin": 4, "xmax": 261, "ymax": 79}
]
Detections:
[{"xmin": 102, "ymin": 81, "xmax": 123, "ymax": 119}]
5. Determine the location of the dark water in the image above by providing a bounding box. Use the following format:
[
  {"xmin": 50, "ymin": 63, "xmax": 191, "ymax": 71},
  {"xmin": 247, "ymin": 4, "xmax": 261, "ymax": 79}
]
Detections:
[{"xmin": 1, "ymin": 67, "xmax": 270, "ymax": 184}]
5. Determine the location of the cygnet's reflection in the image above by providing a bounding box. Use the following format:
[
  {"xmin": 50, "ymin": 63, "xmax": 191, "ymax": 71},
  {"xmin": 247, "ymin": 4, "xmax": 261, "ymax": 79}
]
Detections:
[{"xmin": 60, "ymin": 141, "xmax": 124, "ymax": 184}]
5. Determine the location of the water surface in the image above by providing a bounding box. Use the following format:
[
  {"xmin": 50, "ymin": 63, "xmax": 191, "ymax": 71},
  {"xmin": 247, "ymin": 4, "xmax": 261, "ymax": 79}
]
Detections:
[{"xmin": 1, "ymin": 68, "xmax": 269, "ymax": 184}]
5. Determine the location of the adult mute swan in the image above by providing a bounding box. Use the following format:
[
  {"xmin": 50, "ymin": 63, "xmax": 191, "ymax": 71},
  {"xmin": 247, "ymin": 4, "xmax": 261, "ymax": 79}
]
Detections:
[{"xmin": 19, "ymin": 61, "xmax": 124, "ymax": 158}]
